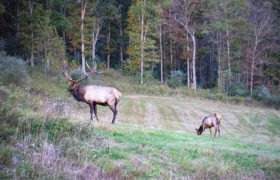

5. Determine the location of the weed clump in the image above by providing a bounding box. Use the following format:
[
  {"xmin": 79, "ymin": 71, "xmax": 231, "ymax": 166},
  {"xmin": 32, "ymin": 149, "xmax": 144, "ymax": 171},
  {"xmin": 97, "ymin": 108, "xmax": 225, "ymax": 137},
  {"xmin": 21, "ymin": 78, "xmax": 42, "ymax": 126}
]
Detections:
[{"xmin": 0, "ymin": 51, "xmax": 30, "ymax": 85}]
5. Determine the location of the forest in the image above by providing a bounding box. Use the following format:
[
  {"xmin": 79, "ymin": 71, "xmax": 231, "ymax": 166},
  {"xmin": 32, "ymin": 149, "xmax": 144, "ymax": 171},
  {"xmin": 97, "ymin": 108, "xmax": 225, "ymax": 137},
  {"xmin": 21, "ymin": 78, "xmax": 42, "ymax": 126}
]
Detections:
[
  {"xmin": 0, "ymin": 0, "xmax": 280, "ymax": 179},
  {"xmin": 0, "ymin": 0, "xmax": 279, "ymax": 101}
]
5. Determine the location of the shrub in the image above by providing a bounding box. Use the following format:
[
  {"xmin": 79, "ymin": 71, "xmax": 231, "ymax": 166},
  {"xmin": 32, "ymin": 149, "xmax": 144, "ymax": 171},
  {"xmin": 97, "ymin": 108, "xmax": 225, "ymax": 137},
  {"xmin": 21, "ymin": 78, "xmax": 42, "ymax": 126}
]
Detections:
[
  {"xmin": 167, "ymin": 70, "xmax": 186, "ymax": 88},
  {"xmin": 0, "ymin": 51, "xmax": 30, "ymax": 85},
  {"xmin": 0, "ymin": 144, "xmax": 13, "ymax": 167},
  {"xmin": 44, "ymin": 118, "xmax": 76, "ymax": 142},
  {"xmin": 228, "ymin": 83, "xmax": 249, "ymax": 97},
  {"xmin": 143, "ymin": 71, "xmax": 154, "ymax": 83},
  {"xmin": 253, "ymin": 85, "xmax": 271, "ymax": 100}
]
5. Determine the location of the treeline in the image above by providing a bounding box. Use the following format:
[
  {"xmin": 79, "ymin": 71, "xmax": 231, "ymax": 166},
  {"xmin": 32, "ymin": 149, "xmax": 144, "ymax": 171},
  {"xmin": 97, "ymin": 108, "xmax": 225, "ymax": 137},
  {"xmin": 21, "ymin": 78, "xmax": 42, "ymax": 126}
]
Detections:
[{"xmin": 0, "ymin": 0, "xmax": 279, "ymax": 97}]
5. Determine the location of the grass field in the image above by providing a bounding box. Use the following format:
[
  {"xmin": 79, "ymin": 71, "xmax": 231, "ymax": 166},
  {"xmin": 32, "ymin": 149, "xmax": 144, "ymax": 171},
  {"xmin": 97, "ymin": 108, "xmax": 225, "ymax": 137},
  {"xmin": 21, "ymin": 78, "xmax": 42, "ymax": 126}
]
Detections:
[
  {"xmin": 1, "ymin": 71, "xmax": 280, "ymax": 179},
  {"xmin": 56, "ymin": 93, "xmax": 280, "ymax": 179}
]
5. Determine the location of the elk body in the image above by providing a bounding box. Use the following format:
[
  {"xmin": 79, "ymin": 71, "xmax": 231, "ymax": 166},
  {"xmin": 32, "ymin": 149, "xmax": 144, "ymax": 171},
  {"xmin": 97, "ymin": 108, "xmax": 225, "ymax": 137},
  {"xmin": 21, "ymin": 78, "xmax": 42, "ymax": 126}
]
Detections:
[
  {"xmin": 196, "ymin": 113, "xmax": 221, "ymax": 138},
  {"xmin": 64, "ymin": 69, "xmax": 121, "ymax": 124}
]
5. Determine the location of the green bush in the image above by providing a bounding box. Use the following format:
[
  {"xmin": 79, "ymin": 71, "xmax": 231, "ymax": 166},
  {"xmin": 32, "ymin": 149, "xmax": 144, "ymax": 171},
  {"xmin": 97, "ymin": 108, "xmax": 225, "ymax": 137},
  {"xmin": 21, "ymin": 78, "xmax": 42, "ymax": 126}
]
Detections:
[
  {"xmin": 167, "ymin": 70, "xmax": 186, "ymax": 88},
  {"xmin": 44, "ymin": 118, "xmax": 76, "ymax": 142},
  {"xmin": 253, "ymin": 85, "xmax": 280, "ymax": 107},
  {"xmin": 0, "ymin": 51, "xmax": 30, "ymax": 85},
  {"xmin": 16, "ymin": 163, "xmax": 40, "ymax": 179},
  {"xmin": 0, "ymin": 144, "xmax": 13, "ymax": 167},
  {"xmin": 228, "ymin": 83, "xmax": 249, "ymax": 97},
  {"xmin": 142, "ymin": 71, "xmax": 154, "ymax": 83},
  {"xmin": 253, "ymin": 85, "xmax": 271, "ymax": 100}
]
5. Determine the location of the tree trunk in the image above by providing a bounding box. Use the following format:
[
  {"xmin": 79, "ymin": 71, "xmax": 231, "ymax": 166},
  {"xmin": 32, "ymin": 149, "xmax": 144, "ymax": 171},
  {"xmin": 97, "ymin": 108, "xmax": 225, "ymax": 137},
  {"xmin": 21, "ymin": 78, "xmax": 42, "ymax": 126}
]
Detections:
[
  {"xmin": 250, "ymin": 43, "xmax": 257, "ymax": 98},
  {"xmin": 92, "ymin": 32, "xmax": 96, "ymax": 61},
  {"xmin": 81, "ymin": 2, "xmax": 87, "ymax": 73},
  {"xmin": 191, "ymin": 33, "xmax": 197, "ymax": 93},
  {"xmin": 91, "ymin": 21, "xmax": 102, "ymax": 69},
  {"xmin": 140, "ymin": 0, "xmax": 145, "ymax": 84},
  {"xmin": 106, "ymin": 24, "xmax": 111, "ymax": 69},
  {"xmin": 119, "ymin": 20, "xmax": 124, "ymax": 66},
  {"xmin": 218, "ymin": 41, "xmax": 221, "ymax": 92},
  {"xmin": 187, "ymin": 34, "xmax": 190, "ymax": 88},
  {"xmin": 159, "ymin": 25, "xmax": 163, "ymax": 84},
  {"xmin": 226, "ymin": 25, "xmax": 232, "ymax": 80},
  {"xmin": 29, "ymin": 0, "xmax": 34, "ymax": 67}
]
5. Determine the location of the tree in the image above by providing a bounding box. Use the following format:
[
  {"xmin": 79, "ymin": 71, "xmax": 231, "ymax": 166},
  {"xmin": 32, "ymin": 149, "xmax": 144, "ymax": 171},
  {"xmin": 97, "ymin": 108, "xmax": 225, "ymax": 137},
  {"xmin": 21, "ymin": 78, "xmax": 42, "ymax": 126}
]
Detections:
[
  {"xmin": 204, "ymin": 0, "xmax": 247, "ymax": 92},
  {"xmin": 247, "ymin": 0, "xmax": 277, "ymax": 98},
  {"xmin": 88, "ymin": 0, "xmax": 104, "ymax": 67},
  {"xmin": 19, "ymin": 0, "xmax": 48, "ymax": 67},
  {"xmin": 126, "ymin": 0, "xmax": 162, "ymax": 84},
  {"xmin": 172, "ymin": 0, "xmax": 202, "ymax": 92},
  {"xmin": 80, "ymin": 0, "xmax": 87, "ymax": 73}
]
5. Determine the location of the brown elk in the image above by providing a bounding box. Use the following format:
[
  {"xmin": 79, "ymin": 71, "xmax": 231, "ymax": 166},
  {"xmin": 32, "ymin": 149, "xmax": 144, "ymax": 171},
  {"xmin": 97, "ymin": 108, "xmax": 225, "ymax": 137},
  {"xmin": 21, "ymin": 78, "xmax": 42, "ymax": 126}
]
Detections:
[
  {"xmin": 63, "ymin": 66, "xmax": 121, "ymax": 124},
  {"xmin": 196, "ymin": 113, "xmax": 221, "ymax": 138}
]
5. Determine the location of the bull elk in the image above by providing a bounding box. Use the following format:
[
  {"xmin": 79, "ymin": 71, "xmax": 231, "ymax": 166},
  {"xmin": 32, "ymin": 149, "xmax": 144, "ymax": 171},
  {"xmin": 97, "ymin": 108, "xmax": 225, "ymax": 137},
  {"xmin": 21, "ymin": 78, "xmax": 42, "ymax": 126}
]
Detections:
[
  {"xmin": 63, "ymin": 66, "xmax": 121, "ymax": 124},
  {"xmin": 196, "ymin": 113, "xmax": 222, "ymax": 138}
]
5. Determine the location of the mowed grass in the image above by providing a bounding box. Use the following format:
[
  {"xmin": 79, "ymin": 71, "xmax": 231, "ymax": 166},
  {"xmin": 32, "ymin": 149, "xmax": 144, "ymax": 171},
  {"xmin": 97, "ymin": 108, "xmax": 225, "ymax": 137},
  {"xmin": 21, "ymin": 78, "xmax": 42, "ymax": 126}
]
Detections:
[
  {"xmin": 66, "ymin": 94, "xmax": 280, "ymax": 179},
  {"xmin": 3, "ymin": 70, "xmax": 279, "ymax": 179}
]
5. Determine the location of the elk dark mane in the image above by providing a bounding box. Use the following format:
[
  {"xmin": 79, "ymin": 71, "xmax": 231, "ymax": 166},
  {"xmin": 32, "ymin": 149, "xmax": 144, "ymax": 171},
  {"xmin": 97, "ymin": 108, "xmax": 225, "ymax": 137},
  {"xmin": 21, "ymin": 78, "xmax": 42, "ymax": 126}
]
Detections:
[{"xmin": 71, "ymin": 87, "xmax": 84, "ymax": 102}]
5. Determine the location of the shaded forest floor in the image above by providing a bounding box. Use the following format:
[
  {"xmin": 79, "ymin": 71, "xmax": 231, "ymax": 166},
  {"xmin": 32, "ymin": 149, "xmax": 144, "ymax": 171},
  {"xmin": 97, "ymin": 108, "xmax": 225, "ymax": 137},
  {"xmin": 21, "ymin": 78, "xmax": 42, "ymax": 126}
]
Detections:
[{"xmin": 0, "ymin": 69, "xmax": 280, "ymax": 179}]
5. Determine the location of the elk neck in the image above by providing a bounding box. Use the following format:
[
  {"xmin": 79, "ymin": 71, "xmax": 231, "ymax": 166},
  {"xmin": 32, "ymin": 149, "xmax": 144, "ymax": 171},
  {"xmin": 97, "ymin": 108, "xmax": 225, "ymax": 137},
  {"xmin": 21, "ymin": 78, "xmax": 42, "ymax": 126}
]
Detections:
[{"xmin": 70, "ymin": 85, "xmax": 85, "ymax": 102}]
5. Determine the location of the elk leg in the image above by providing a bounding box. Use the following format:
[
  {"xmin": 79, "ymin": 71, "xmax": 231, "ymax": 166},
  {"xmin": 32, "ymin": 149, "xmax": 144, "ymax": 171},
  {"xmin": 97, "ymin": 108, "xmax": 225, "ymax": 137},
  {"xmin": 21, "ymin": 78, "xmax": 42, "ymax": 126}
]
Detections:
[
  {"xmin": 214, "ymin": 126, "xmax": 218, "ymax": 138},
  {"xmin": 218, "ymin": 126, "xmax": 220, "ymax": 137},
  {"xmin": 202, "ymin": 126, "xmax": 205, "ymax": 135},
  {"xmin": 109, "ymin": 100, "xmax": 118, "ymax": 124},
  {"xmin": 209, "ymin": 128, "xmax": 212, "ymax": 137},
  {"xmin": 93, "ymin": 103, "xmax": 98, "ymax": 121},
  {"xmin": 89, "ymin": 104, "xmax": 93, "ymax": 121}
]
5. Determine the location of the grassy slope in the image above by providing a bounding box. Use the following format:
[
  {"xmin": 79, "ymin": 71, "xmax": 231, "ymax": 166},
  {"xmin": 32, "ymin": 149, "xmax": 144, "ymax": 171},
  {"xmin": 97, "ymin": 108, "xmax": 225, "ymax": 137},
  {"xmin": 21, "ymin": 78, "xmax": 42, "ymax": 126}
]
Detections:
[{"xmin": 1, "ymin": 69, "xmax": 280, "ymax": 179}]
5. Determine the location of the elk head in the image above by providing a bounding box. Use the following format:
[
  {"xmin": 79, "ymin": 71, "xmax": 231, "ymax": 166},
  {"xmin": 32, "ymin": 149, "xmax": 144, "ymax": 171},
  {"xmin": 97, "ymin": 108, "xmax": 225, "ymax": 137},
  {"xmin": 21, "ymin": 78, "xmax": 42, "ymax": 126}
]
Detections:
[
  {"xmin": 196, "ymin": 126, "xmax": 203, "ymax": 135},
  {"xmin": 63, "ymin": 63, "xmax": 97, "ymax": 93}
]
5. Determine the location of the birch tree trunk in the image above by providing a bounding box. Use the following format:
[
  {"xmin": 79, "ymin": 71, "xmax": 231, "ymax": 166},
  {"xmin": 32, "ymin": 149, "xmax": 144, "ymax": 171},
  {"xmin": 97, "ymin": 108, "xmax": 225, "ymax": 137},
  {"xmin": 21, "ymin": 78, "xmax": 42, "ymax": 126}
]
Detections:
[
  {"xmin": 217, "ymin": 37, "xmax": 222, "ymax": 92},
  {"xmin": 81, "ymin": 1, "xmax": 87, "ymax": 73},
  {"xmin": 140, "ymin": 0, "xmax": 145, "ymax": 84},
  {"xmin": 187, "ymin": 34, "xmax": 190, "ymax": 88},
  {"xmin": 250, "ymin": 42, "xmax": 257, "ymax": 98},
  {"xmin": 91, "ymin": 20, "xmax": 102, "ymax": 68},
  {"xmin": 191, "ymin": 33, "xmax": 197, "ymax": 93},
  {"xmin": 92, "ymin": 32, "xmax": 96, "ymax": 61}
]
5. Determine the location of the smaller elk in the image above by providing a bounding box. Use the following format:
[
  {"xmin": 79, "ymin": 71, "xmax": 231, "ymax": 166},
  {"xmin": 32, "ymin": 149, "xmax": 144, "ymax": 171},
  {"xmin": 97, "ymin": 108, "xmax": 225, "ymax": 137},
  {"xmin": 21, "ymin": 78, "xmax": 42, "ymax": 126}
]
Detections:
[
  {"xmin": 196, "ymin": 113, "xmax": 221, "ymax": 138},
  {"xmin": 63, "ymin": 66, "xmax": 121, "ymax": 124}
]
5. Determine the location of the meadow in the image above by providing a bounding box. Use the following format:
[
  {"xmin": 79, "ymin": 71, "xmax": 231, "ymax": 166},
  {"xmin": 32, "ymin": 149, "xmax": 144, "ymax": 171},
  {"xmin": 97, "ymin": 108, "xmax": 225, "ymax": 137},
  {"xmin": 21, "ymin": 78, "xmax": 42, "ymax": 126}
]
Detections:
[{"xmin": 0, "ymin": 69, "xmax": 279, "ymax": 179}]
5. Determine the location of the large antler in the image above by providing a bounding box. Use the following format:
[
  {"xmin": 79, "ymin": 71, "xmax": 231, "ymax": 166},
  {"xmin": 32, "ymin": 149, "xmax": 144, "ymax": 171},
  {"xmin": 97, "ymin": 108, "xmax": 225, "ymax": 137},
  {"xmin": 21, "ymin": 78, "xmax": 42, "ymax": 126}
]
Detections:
[
  {"xmin": 63, "ymin": 66, "xmax": 73, "ymax": 82},
  {"xmin": 75, "ymin": 62, "xmax": 97, "ymax": 82}
]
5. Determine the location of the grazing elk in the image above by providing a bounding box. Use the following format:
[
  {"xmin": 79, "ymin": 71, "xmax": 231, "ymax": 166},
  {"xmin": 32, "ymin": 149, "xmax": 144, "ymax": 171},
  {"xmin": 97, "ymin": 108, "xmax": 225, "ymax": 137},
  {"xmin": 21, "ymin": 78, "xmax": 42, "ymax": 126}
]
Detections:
[
  {"xmin": 63, "ymin": 66, "xmax": 121, "ymax": 124},
  {"xmin": 196, "ymin": 113, "xmax": 222, "ymax": 138}
]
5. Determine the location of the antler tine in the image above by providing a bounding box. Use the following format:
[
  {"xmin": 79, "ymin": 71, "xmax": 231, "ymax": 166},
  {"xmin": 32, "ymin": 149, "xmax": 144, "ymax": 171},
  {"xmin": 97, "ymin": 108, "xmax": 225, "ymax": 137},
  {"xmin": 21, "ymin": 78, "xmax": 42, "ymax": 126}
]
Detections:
[
  {"xmin": 86, "ymin": 61, "xmax": 97, "ymax": 74},
  {"xmin": 63, "ymin": 66, "xmax": 73, "ymax": 82},
  {"xmin": 75, "ymin": 62, "xmax": 96, "ymax": 82}
]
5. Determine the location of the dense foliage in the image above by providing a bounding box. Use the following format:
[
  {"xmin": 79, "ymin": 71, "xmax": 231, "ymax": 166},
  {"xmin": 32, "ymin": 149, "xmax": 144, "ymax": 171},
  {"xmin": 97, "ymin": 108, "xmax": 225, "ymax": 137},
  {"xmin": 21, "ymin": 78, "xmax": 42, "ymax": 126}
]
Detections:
[{"xmin": 0, "ymin": 0, "xmax": 279, "ymax": 98}]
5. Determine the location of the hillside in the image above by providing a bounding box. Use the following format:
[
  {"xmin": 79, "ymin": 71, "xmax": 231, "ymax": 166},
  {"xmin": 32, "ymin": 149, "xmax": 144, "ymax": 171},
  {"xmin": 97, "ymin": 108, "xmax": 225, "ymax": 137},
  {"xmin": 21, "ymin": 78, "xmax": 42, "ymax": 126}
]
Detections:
[{"xmin": 0, "ymin": 70, "xmax": 280, "ymax": 179}]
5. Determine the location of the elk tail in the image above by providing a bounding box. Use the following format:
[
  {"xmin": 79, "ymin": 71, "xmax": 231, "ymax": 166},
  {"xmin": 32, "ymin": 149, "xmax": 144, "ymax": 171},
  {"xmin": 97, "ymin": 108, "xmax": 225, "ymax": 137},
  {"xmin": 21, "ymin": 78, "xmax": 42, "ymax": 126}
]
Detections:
[
  {"xmin": 214, "ymin": 113, "xmax": 222, "ymax": 124},
  {"xmin": 113, "ymin": 89, "xmax": 122, "ymax": 102}
]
